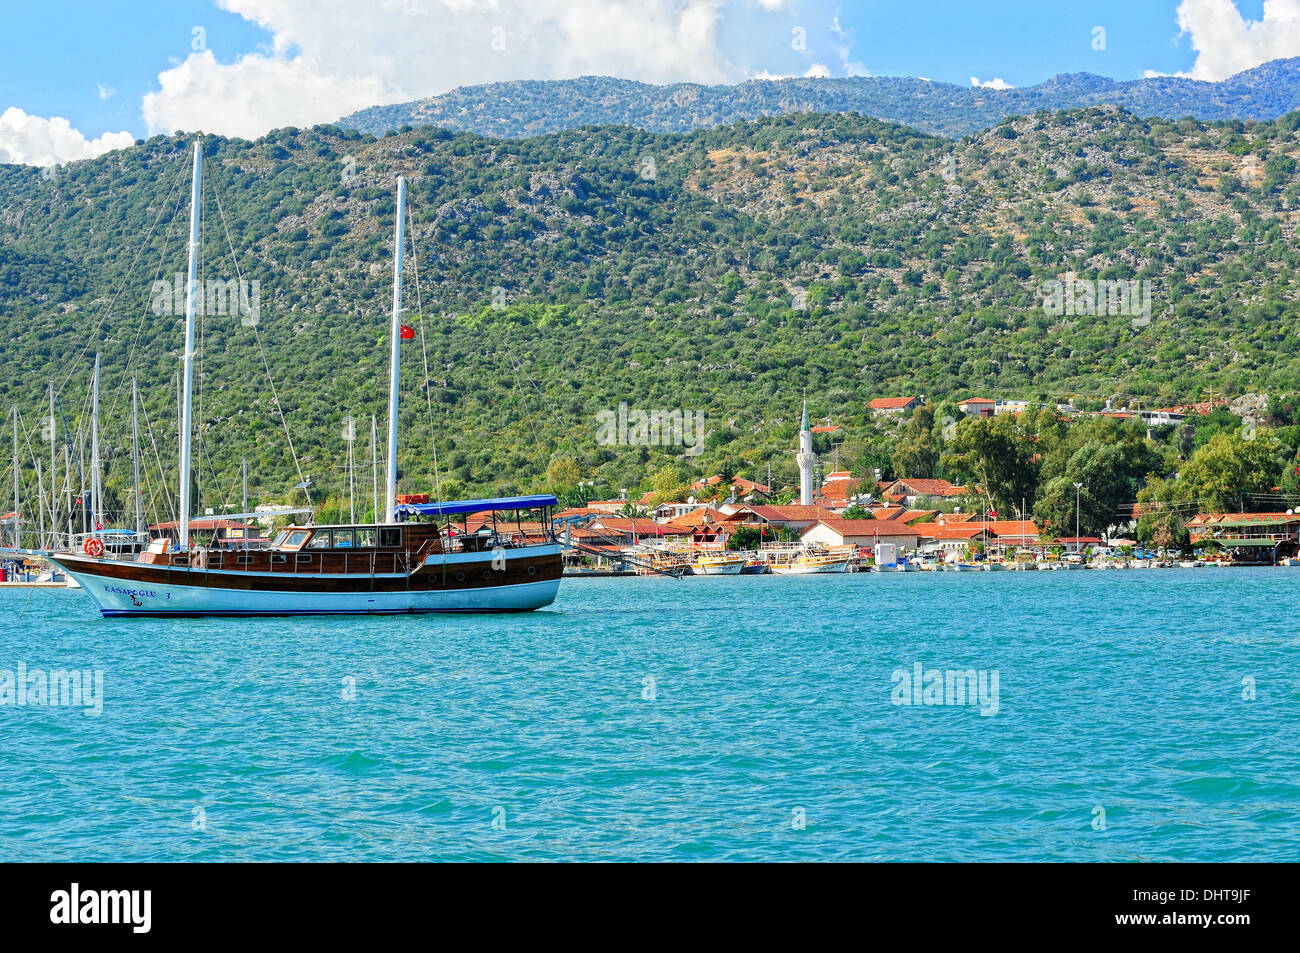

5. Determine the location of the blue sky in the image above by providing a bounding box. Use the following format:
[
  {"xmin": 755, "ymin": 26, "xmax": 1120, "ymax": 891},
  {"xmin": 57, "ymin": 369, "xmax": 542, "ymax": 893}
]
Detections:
[{"xmin": 0, "ymin": 0, "xmax": 1290, "ymax": 164}]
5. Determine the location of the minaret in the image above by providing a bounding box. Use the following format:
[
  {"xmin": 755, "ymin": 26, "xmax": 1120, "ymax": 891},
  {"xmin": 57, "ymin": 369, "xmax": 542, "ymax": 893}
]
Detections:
[{"xmin": 796, "ymin": 400, "xmax": 817, "ymax": 505}]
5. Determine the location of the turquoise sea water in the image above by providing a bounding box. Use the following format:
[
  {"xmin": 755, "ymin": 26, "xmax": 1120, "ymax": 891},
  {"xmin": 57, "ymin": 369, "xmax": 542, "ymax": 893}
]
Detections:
[{"xmin": 1, "ymin": 568, "xmax": 1297, "ymax": 862}]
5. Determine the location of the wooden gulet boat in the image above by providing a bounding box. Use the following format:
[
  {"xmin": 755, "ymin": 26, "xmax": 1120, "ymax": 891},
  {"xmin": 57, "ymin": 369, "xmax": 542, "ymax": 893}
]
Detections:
[{"xmin": 50, "ymin": 144, "xmax": 563, "ymax": 616}]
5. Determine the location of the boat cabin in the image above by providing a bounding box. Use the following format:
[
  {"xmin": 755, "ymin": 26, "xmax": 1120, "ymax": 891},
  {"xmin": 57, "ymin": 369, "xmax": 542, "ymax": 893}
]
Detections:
[{"xmin": 133, "ymin": 495, "xmax": 559, "ymax": 574}]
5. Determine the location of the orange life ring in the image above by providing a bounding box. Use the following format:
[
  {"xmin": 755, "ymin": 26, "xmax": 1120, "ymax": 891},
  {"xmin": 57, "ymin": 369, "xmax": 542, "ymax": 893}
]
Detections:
[{"xmin": 83, "ymin": 537, "xmax": 105, "ymax": 558}]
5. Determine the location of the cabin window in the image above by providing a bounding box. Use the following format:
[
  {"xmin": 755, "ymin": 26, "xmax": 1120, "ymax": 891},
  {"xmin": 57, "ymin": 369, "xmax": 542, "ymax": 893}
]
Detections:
[
  {"xmin": 355, "ymin": 528, "xmax": 376, "ymax": 548},
  {"xmin": 237, "ymin": 554, "xmax": 254, "ymax": 565},
  {"xmin": 296, "ymin": 553, "xmax": 313, "ymax": 564},
  {"xmin": 271, "ymin": 531, "xmax": 290, "ymax": 548},
  {"xmin": 378, "ymin": 527, "xmax": 402, "ymax": 548},
  {"xmin": 305, "ymin": 531, "xmax": 331, "ymax": 549},
  {"xmin": 333, "ymin": 530, "xmax": 355, "ymax": 549},
  {"xmin": 171, "ymin": 556, "xmax": 189, "ymax": 567},
  {"xmin": 285, "ymin": 530, "xmax": 309, "ymax": 549}
]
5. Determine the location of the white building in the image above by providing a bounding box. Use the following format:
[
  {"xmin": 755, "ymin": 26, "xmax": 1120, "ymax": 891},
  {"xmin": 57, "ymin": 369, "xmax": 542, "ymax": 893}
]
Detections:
[{"xmin": 796, "ymin": 401, "xmax": 818, "ymax": 506}]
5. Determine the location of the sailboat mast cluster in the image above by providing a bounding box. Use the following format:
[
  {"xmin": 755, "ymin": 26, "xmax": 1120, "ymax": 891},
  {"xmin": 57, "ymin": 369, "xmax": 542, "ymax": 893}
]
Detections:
[{"xmin": 45, "ymin": 145, "xmax": 563, "ymax": 616}]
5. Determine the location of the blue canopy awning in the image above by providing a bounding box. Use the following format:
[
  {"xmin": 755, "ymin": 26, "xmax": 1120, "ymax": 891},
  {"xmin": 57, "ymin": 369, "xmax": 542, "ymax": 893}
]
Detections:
[{"xmin": 394, "ymin": 494, "xmax": 559, "ymax": 518}]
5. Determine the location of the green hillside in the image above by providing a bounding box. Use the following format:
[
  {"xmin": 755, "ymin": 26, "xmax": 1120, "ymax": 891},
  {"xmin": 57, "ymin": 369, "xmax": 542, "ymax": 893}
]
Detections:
[{"xmin": 2, "ymin": 105, "xmax": 1300, "ymax": 521}]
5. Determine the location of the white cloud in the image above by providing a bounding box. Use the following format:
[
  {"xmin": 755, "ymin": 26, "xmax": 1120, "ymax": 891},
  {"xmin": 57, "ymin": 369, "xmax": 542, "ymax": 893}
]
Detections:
[
  {"xmin": 142, "ymin": 0, "xmax": 746, "ymax": 138},
  {"xmin": 97, "ymin": 84, "xmax": 116, "ymax": 100},
  {"xmin": 804, "ymin": 63, "xmax": 831, "ymax": 78},
  {"xmin": 1172, "ymin": 0, "xmax": 1300, "ymax": 81},
  {"xmin": 0, "ymin": 107, "xmax": 134, "ymax": 166},
  {"xmin": 970, "ymin": 76, "xmax": 1014, "ymax": 90}
]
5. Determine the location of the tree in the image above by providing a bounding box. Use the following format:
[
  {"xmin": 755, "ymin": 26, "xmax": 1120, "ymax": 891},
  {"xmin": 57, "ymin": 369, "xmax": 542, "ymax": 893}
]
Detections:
[
  {"xmin": 1034, "ymin": 436, "xmax": 1161, "ymax": 537},
  {"xmin": 941, "ymin": 415, "xmax": 1039, "ymax": 518},
  {"xmin": 546, "ymin": 456, "xmax": 581, "ymax": 490},
  {"xmin": 647, "ymin": 464, "xmax": 689, "ymax": 507},
  {"xmin": 891, "ymin": 405, "xmax": 939, "ymax": 478},
  {"xmin": 1135, "ymin": 476, "xmax": 1190, "ymax": 550},
  {"xmin": 1176, "ymin": 430, "xmax": 1285, "ymax": 513}
]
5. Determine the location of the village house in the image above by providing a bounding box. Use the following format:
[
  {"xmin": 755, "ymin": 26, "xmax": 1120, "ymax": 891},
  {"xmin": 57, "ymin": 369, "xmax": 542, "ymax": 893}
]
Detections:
[
  {"xmin": 813, "ymin": 470, "xmax": 865, "ymax": 509},
  {"xmin": 588, "ymin": 517, "xmax": 691, "ymax": 545},
  {"xmin": 957, "ymin": 397, "xmax": 996, "ymax": 418},
  {"xmin": 915, "ymin": 524, "xmax": 993, "ymax": 556},
  {"xmin": 1054, "ymin": 536, "xmax": 1105, "ymax": 554},
  {"xmin": 868, "ymin": 396, "xmax": 923, "ymax": 416},
  {"xmin": 971, "ymin": 519, "xmax": 1041, "ymax": 550},
  {"xmin": 724, "ymin": 504, "xmax": 840, "ymax": 536},
  {"xmin": 651, "ymin": 500, "xmax": 711, "ymax": 522},
  {"xmin": 878, "ymin": 478, "xmax": 971, "ymax": 506},
  {"xmin": 800, "ymin": 518, "xmax": 922, "ymax": 551},
  {"xmin": 583, "ymin": 498, "xmax": 635, "ymax": 515},
  {"xmin": 1185, "ymin": 512, "xmax": 1300, "ymax": 560}
]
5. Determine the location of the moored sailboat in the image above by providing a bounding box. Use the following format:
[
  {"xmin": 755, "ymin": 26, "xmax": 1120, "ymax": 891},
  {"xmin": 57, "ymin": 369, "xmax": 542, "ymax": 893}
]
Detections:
[{"xmin": 50, "ymin": 143, "xmax": 563, "ymax": 615}]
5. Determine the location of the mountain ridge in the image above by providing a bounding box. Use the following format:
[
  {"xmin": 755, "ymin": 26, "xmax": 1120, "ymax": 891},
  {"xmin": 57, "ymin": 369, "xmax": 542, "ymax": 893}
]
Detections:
[{"xmin": 340, "ymin": 58, "xmax": 1300, "ymax": 140}]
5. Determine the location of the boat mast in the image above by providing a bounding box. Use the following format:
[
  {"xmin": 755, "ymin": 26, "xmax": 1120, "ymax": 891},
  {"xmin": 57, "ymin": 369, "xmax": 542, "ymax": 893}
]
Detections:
[
  {"xmin": 48, "ymin": 382, "xmax": 56, "ymax": 549},
  {"xmin": 11, "ymin": 405, "xmax": 18, "ymax": 549},
  {"xmin": 371, "ymin": 414, "xmax": 378, "ymax": 522},
  {"xmin": 178, "ymin": 140, "xmax": 202, "ymax": 548},
  {"xmin": 91, "ymin": 353, "xmax": 102, "ymax": 536},
  {"xmin": 36, "ymin": 459, "xmax": 44, "ymax": 551},
  {"xmin": 132, "ymin": 378, "xmax": 143, "ymax": 539},
  {"xmin": 64, "ymin": 444, "xmax": 72, "ymax": 544},
  {"xmin": 346, "ymin": 417, "xmax": 355, "ymax": 525},
  {"xmin": 383, "ymin": 175, "xmax": 406, "ymax": 524}
]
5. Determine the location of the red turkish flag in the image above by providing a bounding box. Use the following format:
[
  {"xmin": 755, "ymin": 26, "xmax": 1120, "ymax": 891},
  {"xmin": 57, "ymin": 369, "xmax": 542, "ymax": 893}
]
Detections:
[{"xmin": 400, "ymin": 325, "xmax": 415, "ymax": 340}]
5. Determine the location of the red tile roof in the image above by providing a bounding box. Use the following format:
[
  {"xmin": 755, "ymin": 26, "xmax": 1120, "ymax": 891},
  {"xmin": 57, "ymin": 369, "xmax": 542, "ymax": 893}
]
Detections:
[
  {"xmin": 899, "ymin": 509, "xmax": 938, "ymax": 524},
  {"xmin": 591, "ymin": 518, "xmax": 689, "ymax": 536},
  {"xmin": 744, "ymin": 505, "xmax": 840, "ymax": 523},
  {"xmin": 884, "ymin": 478, "xmax": 970, "ymax": 497},
  {"xmin": 915, "ymin": 524, "xmax": 990, "ymax": 539},
  {"xmin": 868, "ymin": 505, "xmax": 907, "ymax": 521},
  {"xmin": 663, "ymin": 507, "xmax": 727, "ymax": 528},
  {"xmin": 869, "ymin": 397, "xmax": 920, "ymax": 410},
  {"xmin": 808, "ymin": 518, "xmax": 922, "ymax": 537}
]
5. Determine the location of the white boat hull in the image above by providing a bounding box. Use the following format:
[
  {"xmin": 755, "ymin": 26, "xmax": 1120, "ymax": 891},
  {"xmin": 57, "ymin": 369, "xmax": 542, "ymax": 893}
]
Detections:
[
  {"xmin": 770, "ymin": 559, "xmax": 850, "ymax": 575},
  {"xmin": 52, "ymin": 544, "xmax": 563, "ymax": 616}
]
